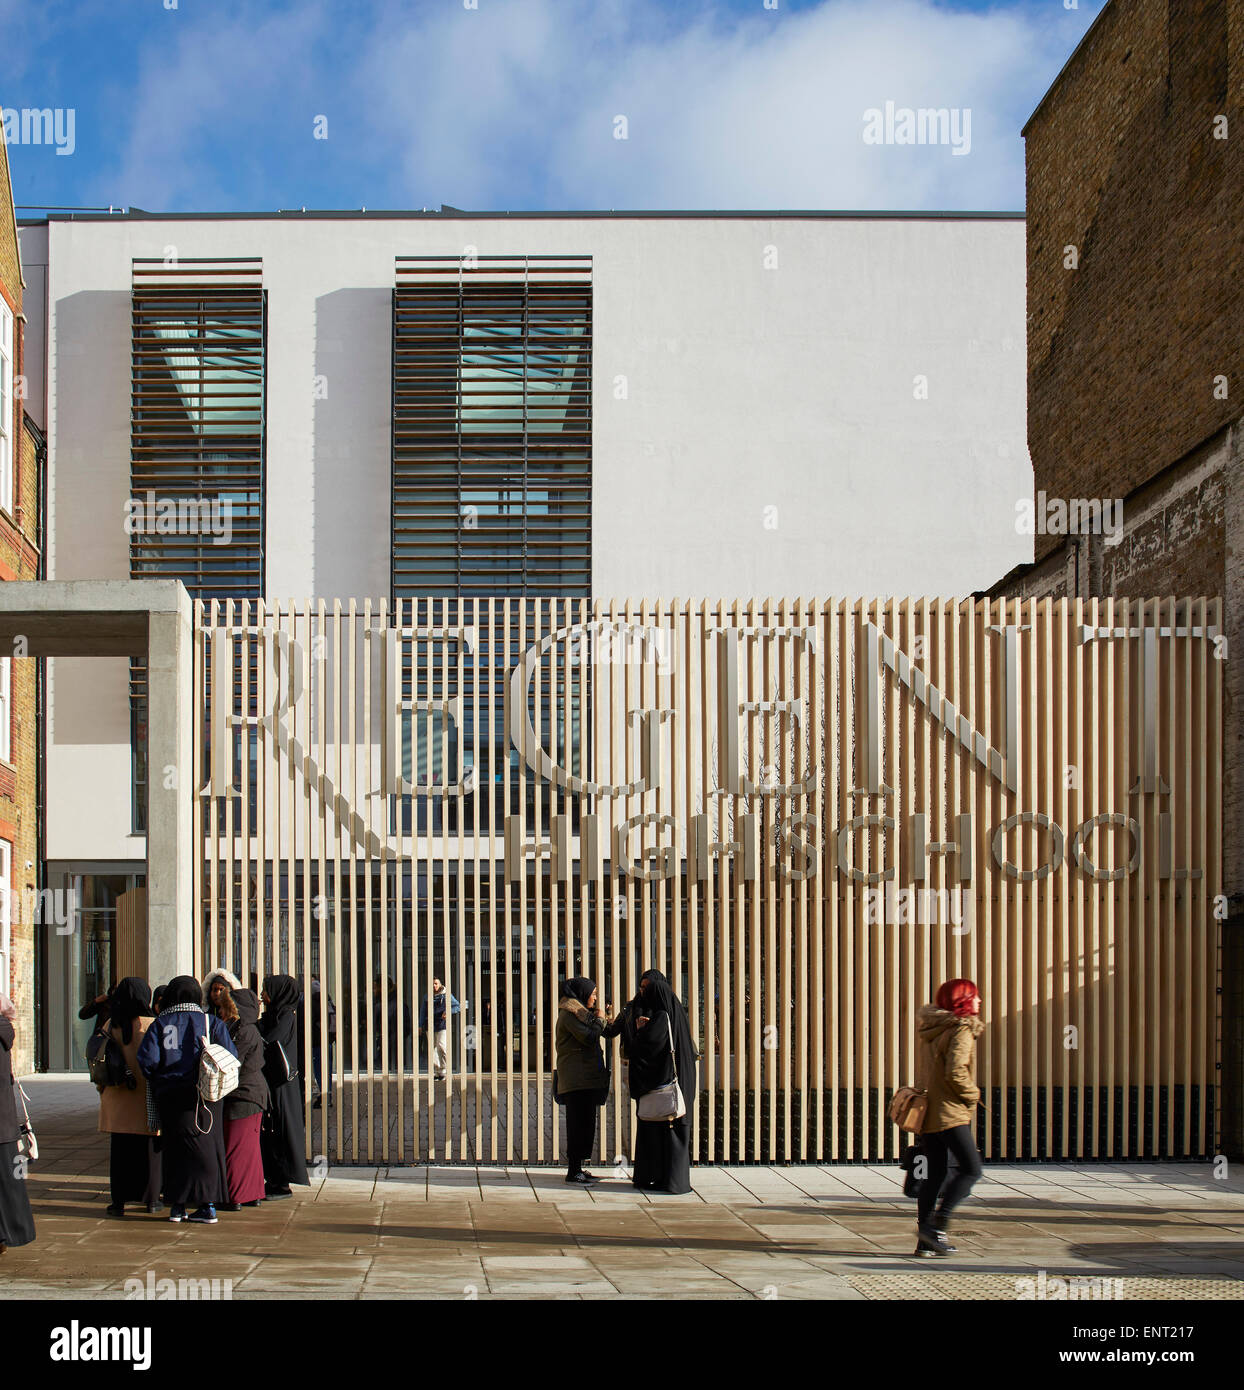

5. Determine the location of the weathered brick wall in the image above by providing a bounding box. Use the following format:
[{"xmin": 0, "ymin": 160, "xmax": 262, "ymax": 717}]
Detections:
[
  {"xmin": 0, "ymin": 128, "xmax": 43, "ymax": 1075},
  {"xmin": 1022, "ymin": 0, "xmax": 1244, "ymax": 1153},
  {"xmin": 1025, "ymin": 0, "xmax": 1243, "ymax": 565}
]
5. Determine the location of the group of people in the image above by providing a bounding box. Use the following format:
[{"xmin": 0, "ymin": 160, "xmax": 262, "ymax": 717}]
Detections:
[
  {"xmin": 3, "ymin": 965, "xmax": 987, "ymax": 1254},
  {"xmin": 554, "ymin": 967, "xmax": 698, "ymax": 1194},
  {"xmin": 95, "ymin": 971, "xmax": 308, "ymax": 1226}
]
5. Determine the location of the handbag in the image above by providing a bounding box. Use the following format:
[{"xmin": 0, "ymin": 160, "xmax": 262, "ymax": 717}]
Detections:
[
  {"xmin": 86, "ymin": 1027, "xmax": 133, "ymax": 1090},
  {"xmin": 636, "ymin": 1016, "xmax": 686, "ymax": 1122},
  {"xmin": 889, "ymin": 1032, "xmax": 930, "ymax": 1133},
  {"xmin": 888, "ymin": 1086, "xmax": 928, "ymax": 1133}
]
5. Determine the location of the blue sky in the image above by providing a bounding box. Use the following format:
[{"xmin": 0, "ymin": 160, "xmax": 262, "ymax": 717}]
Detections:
[{"xmin": 0, "ymin": 0, "xmax": 1105, "ymax": 214}]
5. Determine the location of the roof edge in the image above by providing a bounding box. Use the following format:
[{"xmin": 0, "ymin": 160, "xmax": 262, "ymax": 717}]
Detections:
[{"xmin": 1022, "ymin": 0, "xmax": 1119, "ymax": 137}]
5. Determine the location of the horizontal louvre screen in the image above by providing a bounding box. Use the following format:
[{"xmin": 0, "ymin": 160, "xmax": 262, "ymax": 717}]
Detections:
[
  {"xmin": 131, "ymin": 258, "xmax": 265, "ymax": 600},
  {"xmin": 393, "ymin": 256, "xmax": 592, "ymax": 601}
]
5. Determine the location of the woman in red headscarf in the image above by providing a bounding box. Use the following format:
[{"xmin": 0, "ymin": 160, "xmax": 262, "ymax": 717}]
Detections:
[{"xmin": 913, "ymin": 978, "xmax": 984, "ymax": 1257}]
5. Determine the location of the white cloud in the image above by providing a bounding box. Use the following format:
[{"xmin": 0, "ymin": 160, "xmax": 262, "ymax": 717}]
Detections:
[
  {"xmin": 351, "ymin": 0, "xmax": 1083, "ymax": 210},
  {"xmin": 70, "ymin": 0, "xmax": 1100, "ymax": 212}
]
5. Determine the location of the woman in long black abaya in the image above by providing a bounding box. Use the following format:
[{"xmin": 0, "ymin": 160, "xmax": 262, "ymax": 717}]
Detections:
[
  {"xmin": 626, "ymin": 969, "xmax": 697, "ymax": 1195},
  {"xmin": 258, "ymin": 975, "xmax": 309, "ymax": 1196}
]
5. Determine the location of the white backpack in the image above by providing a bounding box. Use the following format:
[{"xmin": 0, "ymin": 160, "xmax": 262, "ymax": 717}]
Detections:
[{"xmin": 197, "ymin": 1009, "xmax": 240, "ymax": 1107}]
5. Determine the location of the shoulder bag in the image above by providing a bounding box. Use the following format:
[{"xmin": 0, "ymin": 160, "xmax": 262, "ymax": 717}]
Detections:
[
  {"xmin": 888, "ymin": 1029, "xmax": 929, "ymax": 1133},
  {"xmin": 636, "ymin": 1016, "xmax": 686, "ymax": 1122}
]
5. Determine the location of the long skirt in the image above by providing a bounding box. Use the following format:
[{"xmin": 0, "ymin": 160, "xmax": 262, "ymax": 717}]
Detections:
[
  {"xmin": 155, "ymin": 1087, "xmax": 228, "ymax": 1209},
  {"xmin": 0, "ymin": 1139, "xmax": 36, "ymax": 1247},
  {"xmin": 224, "ymin": 1112, "xmax": 266, "ymax": 1204},
  {"xmin": 632, "ymin": 1114, "xmax": 692, "ymax": 1195},
  {"xmin": 109, "ymin": 1133, "xmax": 162, "ymax": 1209},
  {"xmin": 261, "ymin": 1079, "xmax": 309, "ymax": 1188}
]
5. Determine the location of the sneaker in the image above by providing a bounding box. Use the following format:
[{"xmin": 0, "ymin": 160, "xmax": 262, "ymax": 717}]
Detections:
[
  {"xmin": 187, "ymin": 1205, "xmax": 218, "ymax": 1224},
  {"xmin": 104, "ymin": 1204, "xmax": 125, "ymax": 1219},
  {"xmin": 565, "ymin": 1172, "xmax": 597, "ymax": 1185},
  {"xmin": 243, "ymin": 1199, "xmax": 264, "ymax": 1207},
  {"xmin": 168, "ymin": 1207, "xmax": 187, "ymax": 1223},
  {"xmin": 264, "ymin": 1186, "xmax": 293, "ymax": 1200}
]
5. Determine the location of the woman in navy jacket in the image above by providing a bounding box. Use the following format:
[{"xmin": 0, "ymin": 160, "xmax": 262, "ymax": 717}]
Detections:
[{"xmin": 137, "ymin": 975, "xmax": 237, "ymax": 1224}]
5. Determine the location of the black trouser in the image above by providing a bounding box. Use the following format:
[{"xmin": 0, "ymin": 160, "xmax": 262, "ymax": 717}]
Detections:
[
  {"xmin": 563, "ymin": 1093, "xmax": 598, "ymax": 1177},
  {"xmin": 917, "ymin": 1123, "xmax": 982, "ymax": 1225}
]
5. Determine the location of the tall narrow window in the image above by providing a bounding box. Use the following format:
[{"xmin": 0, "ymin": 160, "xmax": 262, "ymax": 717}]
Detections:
[
  {"xmin": 392, "ymin": 255, "xmax": 592, "ymax": 601},
  {"xmin": 130, "ymin": 258, "xmax": 265, "ymax": 830},
  {"xmin": 0, "ymin": 298, "xmax": 13, "ymax": 517}
]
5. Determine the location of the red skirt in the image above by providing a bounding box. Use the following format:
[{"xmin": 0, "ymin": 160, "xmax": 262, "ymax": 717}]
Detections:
[{"xmin": 223, "ymin": 1112, "xmax": 266, "ymax": 1205}]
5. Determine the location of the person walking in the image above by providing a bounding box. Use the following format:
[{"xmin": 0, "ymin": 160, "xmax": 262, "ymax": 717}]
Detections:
[
  {"xmin": 97, "ymin": 977, "xmax": 161, "ymax": 1216},
  {"xmin": 258, "ymin": 975, "xmax": 309, "ymax": 1199},
  {"xmin": 136, "ymin": 976, "xmax": 237, "ymax": 1225},
  {"xmin": 0, "ymin": 992, "xmax": 35, "ymax": 1253},
  {"xmin": 625, "ymin": 968, "xmax": 697, "ymax": 1195},
  {"xmin": 419, "ymin": 978, "xmax": 459, "ymax": 1081},
  {"xmin": 216, "ymin": 986, "xmax": 269, "ymax": 1211},
  {"xmin": 554, "ymin": 977, "xmax": 612, "ymax": 1185},
  {"xmin": 913, "ymin": 978, "xmax": 985, "ymax": 1257}
]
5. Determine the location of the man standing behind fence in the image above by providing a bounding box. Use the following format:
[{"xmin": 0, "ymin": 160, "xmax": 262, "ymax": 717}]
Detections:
[{"xmin": 420, "ymin": 979, "xmax": 460, "ymax": 1081}]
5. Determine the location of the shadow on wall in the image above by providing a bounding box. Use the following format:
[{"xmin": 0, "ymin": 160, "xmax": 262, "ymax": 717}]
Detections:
[{"xmin": 312, "ymin": 288, "xmax": 392, "ymax": 602}]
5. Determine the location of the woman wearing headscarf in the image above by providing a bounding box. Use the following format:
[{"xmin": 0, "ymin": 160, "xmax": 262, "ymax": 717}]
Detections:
[
  {"xmin": 555, "ymin": 977, "xmax": 612, "ymax": 1185},
  {"xmin": 0, "ymin": 992, "xmax": 35, "ymax": 1253},
  {"xmin": 97, "ymin": 977, "xmax": 161, "ymax": 1217},
  {"xmin": 136, "ymin": 975, "xmax": 237, "ymax": 1224},
  {"xmin": 215, "ymin": 985, "xmax": 269, "ymax": 1210},
  {"xmin": 626, "ymin": 968, "xmax": 697, "ymax": 1194},
  {"xmin": 258, "ymin": 974, "xmax": 309, "ymax": 1198},
  {"xmin": 914, "ymin": 978, "xmax": 985, "ymax": 1257}
]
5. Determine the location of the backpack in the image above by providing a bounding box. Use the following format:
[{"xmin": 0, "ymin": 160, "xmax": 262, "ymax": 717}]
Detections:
[
  {"xmin": 86, "ymin": 1027, "xmax": 134, "ymax": 1090},
  {"xmin": 197, "ymin": 1010, "xmax": 240, "ymax": 1106}
]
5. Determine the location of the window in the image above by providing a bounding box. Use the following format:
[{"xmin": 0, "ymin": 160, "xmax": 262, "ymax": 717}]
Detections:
[
  {"xmin": 0, "ymin": 656, "xmax": 11, "ymax": 763},
  {"xmin": 0, "ymin": 298, "xmax": 13, "ymax": 517},
  {"xmin": 392, "ymin": 256, "xmax": 592, "ymax": 601}
]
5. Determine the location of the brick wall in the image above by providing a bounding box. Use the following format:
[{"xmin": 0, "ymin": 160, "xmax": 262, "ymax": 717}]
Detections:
[
  {"xmin": 0, "ymin": 128, "xmax": 43, "ymax": 1076},
  {"xmin": 1025, "ymin": 0, "xmax": 1243, "ymax": 564},
  {"xmin": 1016, "ymin": 0, "xmax": 1244, "ymax": 1153}
]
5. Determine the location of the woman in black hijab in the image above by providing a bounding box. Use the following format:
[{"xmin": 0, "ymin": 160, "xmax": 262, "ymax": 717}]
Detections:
[
  {"xmin": 258, "ymin": 974, "xmax": 309, "ymax": 1197},
  {"xmin": 97, "ymin": 978, "xmax": 161, "ymax": 1216},
  {"xmin": 135, "ymin": 975, "xmax": 237, "ymax": 1223},
  {"xmin": 625, "ymin": 968, "xmax": 697, "ymax": 1194}
]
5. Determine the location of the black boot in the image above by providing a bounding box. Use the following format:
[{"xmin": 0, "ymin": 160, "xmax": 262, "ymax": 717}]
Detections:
[
  {"xmin": 914, "ymin": 1219, "xmax": 951, "ymax": 1257},
  {"xmin": 931, "ymin": 1210, "xmax": 957, "ymax": 1253}
]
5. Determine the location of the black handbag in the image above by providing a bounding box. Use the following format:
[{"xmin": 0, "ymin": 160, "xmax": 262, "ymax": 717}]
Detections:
[
  {"xmin": 900, "ymin": 1139, "xmax": 927, "ymax": 1198},
  {"xmin": 86, "ymin": 1027, "xmax": 134, "ymax": 1090}
]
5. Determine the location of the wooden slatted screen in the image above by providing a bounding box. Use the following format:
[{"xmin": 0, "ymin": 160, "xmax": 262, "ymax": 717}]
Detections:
[{"xmin": 193, "ymin": 596, "xmax": 1223, "ymax": 1164}]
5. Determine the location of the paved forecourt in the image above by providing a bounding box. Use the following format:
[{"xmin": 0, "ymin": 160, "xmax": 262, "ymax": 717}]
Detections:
[{"xmin": 5, "ymin": 1079, "xmax": 1244, "ymax": 1300}]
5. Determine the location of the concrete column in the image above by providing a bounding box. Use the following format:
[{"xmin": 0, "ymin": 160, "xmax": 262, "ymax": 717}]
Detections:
[{"xmin": 144, "ymin": 587, "xmax": 195, "ymax": 985}]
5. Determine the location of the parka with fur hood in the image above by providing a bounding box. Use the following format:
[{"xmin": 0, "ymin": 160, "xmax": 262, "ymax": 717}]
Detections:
[{"xmin": 917, "ymin": 1004, "xmax": 985, "ymax": 1132}]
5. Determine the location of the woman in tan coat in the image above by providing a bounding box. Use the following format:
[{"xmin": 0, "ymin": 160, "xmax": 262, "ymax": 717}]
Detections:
[
  {"xmin": 914, "ymin": 978, "xmax": 984, "ymax": 1256},
  {"xmin": 97, "ymin": 977, "xmax": 161, "ymax": 1217}
]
